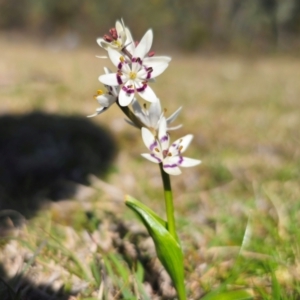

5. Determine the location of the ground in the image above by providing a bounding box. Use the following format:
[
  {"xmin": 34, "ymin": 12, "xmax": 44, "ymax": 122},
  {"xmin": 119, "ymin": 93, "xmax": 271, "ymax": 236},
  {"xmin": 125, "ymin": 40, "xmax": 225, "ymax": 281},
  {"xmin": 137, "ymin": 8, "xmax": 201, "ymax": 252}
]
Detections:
[{"xmin": 0, "ymin": 35, "xmax": 300, "ymax": 299}]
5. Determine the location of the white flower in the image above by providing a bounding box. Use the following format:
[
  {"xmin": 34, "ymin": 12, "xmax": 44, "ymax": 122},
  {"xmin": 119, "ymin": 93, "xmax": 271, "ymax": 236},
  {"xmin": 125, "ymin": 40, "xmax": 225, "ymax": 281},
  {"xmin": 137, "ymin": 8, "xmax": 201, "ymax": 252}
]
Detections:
[
  {"xmin": 141, "ymin": 118, "xmax": 201, "ymax": 175},
  {"xmin": 97, "ymin": 19, "xmax": 135, "ymax": 54},
  {"xmin": 126, "ymin": 98, "xmax": 182, "ymax": 131},
  {"xmin": 88, "ymin": 68, "xmax": 119, "ymax": 117},
  {"xmin": 98, "ymin": 29, "xmax": 171, "ymax": 107}
]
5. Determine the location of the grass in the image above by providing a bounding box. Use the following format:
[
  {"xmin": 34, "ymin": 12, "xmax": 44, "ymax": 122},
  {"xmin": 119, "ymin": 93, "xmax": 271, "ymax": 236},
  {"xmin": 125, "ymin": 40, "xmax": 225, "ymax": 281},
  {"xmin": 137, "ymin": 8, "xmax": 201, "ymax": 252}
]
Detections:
[{"xmin": 0, "ymin": 34, "xmax": 300, "ymax": 299}]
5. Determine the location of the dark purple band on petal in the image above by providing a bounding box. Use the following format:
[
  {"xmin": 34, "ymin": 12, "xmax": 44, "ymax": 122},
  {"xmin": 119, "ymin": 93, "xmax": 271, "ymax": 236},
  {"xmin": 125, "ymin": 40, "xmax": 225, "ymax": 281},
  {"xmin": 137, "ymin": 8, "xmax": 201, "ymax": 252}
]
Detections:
[
  {"xmin": 146, "ymin": 67, "xmax": 153, "ymax": 80},
  {"xmin": 136, "ymin": 84, "xmax": 147, "ymax": 92},
  {"xmin": 118, "ymin": 62, "xmax": 123, "ymax": 69},
  {"xmin": 163, "ymin": 163, "xmax": 178, "ymax": 169},
  {"xmin": 122, "ymin": 86, "xmax": 135, "ymax": 94},
  {"xmin": 150, "ymin": 153, "xmax": 161, "ymax": 163},
  {"xmin": 177, "ymin": 156, "xmax": 183, "ymax": 165},
  {"xmin": 164, "ymin": 155, "xmax": 183, "ymax": 168},
  {"xmin": 132, "ymin": 57, "xmax": 142, "ymax": 64},
  {"xmin": 117, "ymin": 75, "xmax": 123, "ymax": 84},
  {"xmin": 149, "ymin": 140, "xmax": 158, "ymax": 152},
  {"xmin": 160, "ymin": 135, "xmax": 168, "ymax": 143}
]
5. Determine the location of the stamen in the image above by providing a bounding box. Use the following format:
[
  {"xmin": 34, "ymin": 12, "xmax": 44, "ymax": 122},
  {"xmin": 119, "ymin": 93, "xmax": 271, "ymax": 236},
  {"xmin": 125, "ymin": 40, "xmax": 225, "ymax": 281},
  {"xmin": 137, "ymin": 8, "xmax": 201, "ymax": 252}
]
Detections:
[
  {"xmin": 109, "ymin": 28, "xmax": 118, "ymax": 40},
  {"xmin": 120, "ymin": 56, "xmax": 125, "ymax": 63},
  {"xmin": 97, "ymin": 90, "xmax": 104, "ymax": 95},
  {"xmin": 103, "ymin": 34, "xmax": 113, "ymax": 42},
  {"xmin": 155, "ymin": 148, "xmax": 160, "ymax": 152}
]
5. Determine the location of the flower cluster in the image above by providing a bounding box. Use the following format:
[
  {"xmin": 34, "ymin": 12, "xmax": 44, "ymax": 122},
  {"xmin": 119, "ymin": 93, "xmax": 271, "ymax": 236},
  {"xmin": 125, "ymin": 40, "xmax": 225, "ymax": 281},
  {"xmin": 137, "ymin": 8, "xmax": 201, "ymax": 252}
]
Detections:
[{"xmin": 90, "ymin": 20, "xmax": 201, "ymax": 175}]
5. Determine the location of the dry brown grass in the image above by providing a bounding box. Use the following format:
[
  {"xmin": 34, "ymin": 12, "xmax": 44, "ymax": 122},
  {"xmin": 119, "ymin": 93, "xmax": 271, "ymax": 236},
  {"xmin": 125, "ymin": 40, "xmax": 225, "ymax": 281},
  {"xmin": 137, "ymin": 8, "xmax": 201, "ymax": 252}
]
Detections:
[{"xmin": 1, "ymin": 35, "xmax": 300, "ymax": 299}]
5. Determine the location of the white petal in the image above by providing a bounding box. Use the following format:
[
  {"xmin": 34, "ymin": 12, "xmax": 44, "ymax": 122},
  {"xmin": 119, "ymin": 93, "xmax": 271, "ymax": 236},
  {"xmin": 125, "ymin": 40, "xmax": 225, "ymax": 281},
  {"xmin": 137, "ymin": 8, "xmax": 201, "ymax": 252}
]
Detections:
[
  {"xmin": 97, "ymin": 38, "xmax": 109, "ymax": 49},
  {"xmin": 167, "ymin": 124, "xmax": 183, "ymax": 131},
  {"xmin": 141, "ymin": 127, "xmax": 156, "ymax": 150},
  {"xmin": 96, "ymin": 94, "xmax": 115, "ymax": 107},
  {"xmin": 132, "ymin": 61, "xmax": 141, "ymax": 74},
  {"xmin": 131, "ymin": 99, "xmax": 148, "ymax": 124},
  {"xmin": 143, "ymin": 56, "xmax": 172, "ymax": 64},
  {"xmin": 99, "ymin": 73, "xmax": 119, "ymax": 86},
  {"xmin": 166, "ymin": 107, "xmax": 182, "ymax": 125},
  {"xmin": 158, "ymin": 118, "xmax": 169, "ymax": 151},
  {"xmin": 132, "ymin": 98, "xmax": 142, "ymax": 113},
  {"xmin": 158, "ymin": 117, "xmax": 167, "ymax": 139},
  {"xmin": 124, "ymin": 27, "xmax": 135, "ymax": 54},
  {"xmin": 136, "ymin": 68, "xmax": 147, "ymax": 79},
  {"xmin": 141, "ymin": 153, "xmax": 161, "ymax": 164},
  {"xmin": 87, "ymin": 107, "xmax": 106, "ymax": 118},
  {"xmin": 118, "ymin": 88, "xmax": 134, "ymax": 106},
  {"xmin": 115, "ymin": 20, "xmax": 123, "ymax": 35},
  {"xmin": 137, "ymin": 84, "xmax": 157, "ymax": 102},
  {"xmin": 179, "ymin": 134, "xmax": 193, "ymax": 153},
  {"xmin": 149, "ymin": 99, "xmax": 161, "ymax": 116},
  {"xmin": 180, "ymin": 157, "xmax": 201, "ymax": 167},
  {"xmin": 143, "ymin": 55, "xmax": 172, "ymax": 63},
  {"xmin": 121, "ymin": 63, "xmax": 131, "ymax": 74},
  {"xmin": 116, "ymin": 19, "xmax": 128, "ymax": 46},
  {"xmin": 133, "ymin": 29, "xmax": 153, "ymax": 59},
  {"xmin": 163, "ymin": 163, "xmax": 182, "ymax": 176},
  {"xmin": 150, "ymin": 62, "xmax": 169, "ymax": 78},
  {"xmin": 171, "ymin": 134, "xmax": 193, "ymax": 154},
  {"xmin": 110, "ymin": 85, "xmax": 120, "ymax": 97},
  {"xmin": 148, "ymin": 100, "xmax": 161, "ymax": 127},
  {"xmin": 107, "ymin": 48, "xmax": 123, "ymax": 67}
]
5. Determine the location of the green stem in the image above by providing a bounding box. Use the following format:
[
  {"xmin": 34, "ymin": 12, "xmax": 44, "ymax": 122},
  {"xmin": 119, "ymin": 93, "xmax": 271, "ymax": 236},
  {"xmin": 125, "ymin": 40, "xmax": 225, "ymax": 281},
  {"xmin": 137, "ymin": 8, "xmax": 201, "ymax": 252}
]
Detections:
[
  {"xmin": 159, "ymin": 163, "xmax": 177, "ymax": 240},
  {"xmin": 117, "ymin": 101, "xmax": 145, "ymax": 129},
  {"xmin": 159, "ymin": 164, "xmax": 186, "ymax": 300}
]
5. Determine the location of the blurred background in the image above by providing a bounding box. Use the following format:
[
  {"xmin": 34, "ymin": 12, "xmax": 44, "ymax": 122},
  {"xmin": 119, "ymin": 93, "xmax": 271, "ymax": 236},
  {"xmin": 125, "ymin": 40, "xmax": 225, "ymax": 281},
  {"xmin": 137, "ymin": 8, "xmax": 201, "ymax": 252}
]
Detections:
[
  {"xmin": 0, "ymin": 0, "xmax": 299, "ymax": 220},
  {"xmin": 1, "ymin": 1, "xmax": 300, "ymax": 299},
  {"xmin": 1, "ymin": 0, "xmax": 300, "ymax": 52}
]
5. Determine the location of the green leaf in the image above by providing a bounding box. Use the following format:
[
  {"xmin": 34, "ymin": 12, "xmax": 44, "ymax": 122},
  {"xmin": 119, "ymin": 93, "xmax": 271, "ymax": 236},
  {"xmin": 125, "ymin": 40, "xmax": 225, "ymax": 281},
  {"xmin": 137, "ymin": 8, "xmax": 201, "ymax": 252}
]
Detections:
[{"xmin": 125, "ymin": 195, "xmax": 186, "ymax": 300}]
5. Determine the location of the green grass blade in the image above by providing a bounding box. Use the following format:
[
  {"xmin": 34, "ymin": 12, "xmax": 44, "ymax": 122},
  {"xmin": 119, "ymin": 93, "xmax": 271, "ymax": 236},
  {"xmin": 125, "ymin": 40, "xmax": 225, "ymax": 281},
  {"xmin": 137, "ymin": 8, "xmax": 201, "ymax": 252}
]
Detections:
[{"xmin": 202, "ymin": 289, "xmax": 253, "ymax": 300}]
